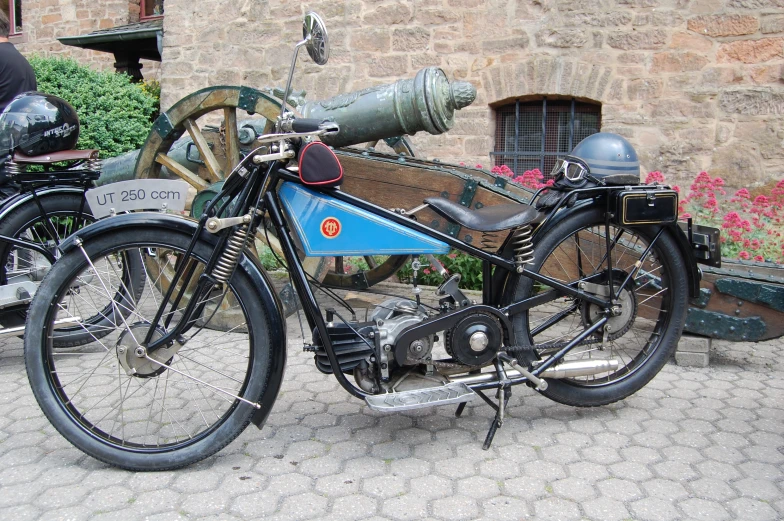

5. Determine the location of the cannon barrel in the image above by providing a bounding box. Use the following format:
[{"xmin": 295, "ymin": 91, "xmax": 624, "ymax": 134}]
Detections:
[
  {"xmin": 99, "ymin": 68, "xmax": 476, "ymax": 184},
  {"xmin": 301, "ymin": 67, "xmax": 476, "ymax": 149}
]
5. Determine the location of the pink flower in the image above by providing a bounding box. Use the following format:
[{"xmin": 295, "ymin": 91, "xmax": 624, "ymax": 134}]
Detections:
[
  {"xmin": 422, "ymin": 268, "xmax": 431, "ymax": 275},
  {"xmin": 735, "ymin": 188, "xmax": 750, "ymax": 199},
  {"xmin": 645, "ymin": 171, "xmax": 665, "ymax": 184},
  {"xmin": 738, "ymin": 251, "xmax": 750, "ymax": 260},
  {"xmin": 447, "ymin": 253, "xmax": 457, "ymax": 259},
  {"xmin": 681, "ymin": 212, "xmax": 692, "ymax": 219},
  {"xmin": 475, "ymin": 164, "xmax": 483, "ymax": 169},
  {"xmin": 754, "ymin": 255, "xmax": 765, "ymax": 262}
]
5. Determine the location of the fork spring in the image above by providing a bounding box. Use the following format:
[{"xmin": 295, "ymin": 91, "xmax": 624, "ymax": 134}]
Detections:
[
  {"xmin": 512, "ymin": 225, "xmax": 535, "ymax": 269},
  {"xmin": 212, "ymin": 224, "xmax": 250, "ymax": 283},
  {"xmin": 5, "ymin": 160, "xmax": 22, "ymax": 176}
]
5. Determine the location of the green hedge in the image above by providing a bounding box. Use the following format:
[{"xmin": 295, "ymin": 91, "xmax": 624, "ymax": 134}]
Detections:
[{"xmin": 28, "ymin": 56, "xmax": 159, "ymax": 158}]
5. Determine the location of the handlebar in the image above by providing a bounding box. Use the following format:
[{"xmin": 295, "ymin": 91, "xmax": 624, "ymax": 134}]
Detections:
[{"xmin": 280, "ymin": 117, "xmax": 339, "ymax": 135}]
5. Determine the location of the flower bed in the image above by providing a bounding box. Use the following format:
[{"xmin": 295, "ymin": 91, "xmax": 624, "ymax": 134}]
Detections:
[{"xmin": 646, "ymin": 171, "xmax": 784, "ymax": 263}]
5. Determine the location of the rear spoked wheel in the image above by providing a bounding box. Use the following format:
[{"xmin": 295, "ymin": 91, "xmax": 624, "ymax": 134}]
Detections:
[
  {"xmin": 513, "ymin": 207, "xmax": 688, "ymax": 406},
  {"xmin": 24, "ymin": 227, "xmax": 274, "ymax": 470}
]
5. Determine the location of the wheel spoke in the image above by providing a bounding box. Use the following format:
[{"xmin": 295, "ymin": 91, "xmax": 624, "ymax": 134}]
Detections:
[
  {"xmin": 223, "ymin": 107, "xmax": 241, "ymax": 172},
  {"xmin": 183, "ymin": 118, "xmax": 224, "ymax": 182},
  {"xmin": 155, "ymin": 153, "xmax": 210, "ymax": 190}
]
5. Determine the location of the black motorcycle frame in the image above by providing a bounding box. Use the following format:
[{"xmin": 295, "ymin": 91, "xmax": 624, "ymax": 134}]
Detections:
[{"xmin": 115, "ymin": 152, "xmax": 699, "ymax": 406}]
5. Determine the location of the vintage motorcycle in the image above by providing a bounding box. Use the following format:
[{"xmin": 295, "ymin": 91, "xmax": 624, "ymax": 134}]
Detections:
[
  {"xmin": 24, "ymin": 13, "xmax": 719, "ymax": 471},
  {"xmin": 0, "ymin": 92, "xmax": 144, "ymax": 343}
]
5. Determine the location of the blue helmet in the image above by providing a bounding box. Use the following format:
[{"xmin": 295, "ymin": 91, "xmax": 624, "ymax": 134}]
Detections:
[{"xmin": 569, "ymin": 132, "xmax": 640, "ymax": 178}]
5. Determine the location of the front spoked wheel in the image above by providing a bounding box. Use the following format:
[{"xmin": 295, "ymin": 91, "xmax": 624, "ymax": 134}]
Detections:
[
  {"xmin": 513, "ymin": 207, "xmax": 688, "ymax": 407},
  {"xmin": 24, "ymin": 227, "xmax": 274, "ymax": 470}
]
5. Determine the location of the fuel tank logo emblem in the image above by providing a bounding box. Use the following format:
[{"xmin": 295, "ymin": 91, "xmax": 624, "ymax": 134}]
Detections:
[{"xmin": 320, "ymin": 217, "xmax": 341, "ymax": 239}]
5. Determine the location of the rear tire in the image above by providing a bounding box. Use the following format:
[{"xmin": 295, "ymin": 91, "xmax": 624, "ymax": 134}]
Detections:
[
  {"xmin": 0, "ymin": 193, "xmax": 144, "ymax": 346},
  {"xmin": 512, "ymin": 207, "xmax": 688, "ymax": 407},
  {"xmin": 25, "ymin": 226, "xmax": 275, "ymax": 470}
]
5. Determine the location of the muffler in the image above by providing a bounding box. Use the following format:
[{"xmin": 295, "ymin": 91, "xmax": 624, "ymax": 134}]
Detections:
[{"xmin": 449, "ymin": 359, "xmax": 620, "ymax": 387}]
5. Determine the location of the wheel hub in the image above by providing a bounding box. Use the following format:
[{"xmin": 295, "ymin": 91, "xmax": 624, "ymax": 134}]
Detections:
[
  {"xmin": 584, "ymin": 283, "xmax": 637, "ymax": 341},
  {"xmin": 116, "ymin": 323, "xmax": 173, "ymax": 378}
]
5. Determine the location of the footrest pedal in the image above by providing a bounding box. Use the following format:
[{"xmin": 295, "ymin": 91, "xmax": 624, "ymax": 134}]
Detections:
[{"xmin": 365, "ymin": 382, "xmax": 476, "ymax": 412}]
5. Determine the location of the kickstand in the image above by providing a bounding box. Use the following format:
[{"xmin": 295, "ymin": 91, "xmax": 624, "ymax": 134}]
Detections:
[
  {"xmin": 474, "ymin": 358, "xmax": 514, "ymax": 450},
  {"xmin": 475, "ymin": 386, "xmax": 512, "ymax": 450}
]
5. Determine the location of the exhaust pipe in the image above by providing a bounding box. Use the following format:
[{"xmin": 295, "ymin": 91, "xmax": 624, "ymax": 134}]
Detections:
[{"xmin": 449, "ymin": 359, "xmax": 620, "ymax": 387}]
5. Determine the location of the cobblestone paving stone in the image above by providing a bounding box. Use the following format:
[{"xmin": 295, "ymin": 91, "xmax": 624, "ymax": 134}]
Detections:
[{"xmin": 0, "ymin": 316, "xmax": 781, "ymax": 521}]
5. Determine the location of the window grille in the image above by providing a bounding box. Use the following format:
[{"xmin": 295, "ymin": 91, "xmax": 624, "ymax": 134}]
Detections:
[{"xmin": 491, "ymin": 98, "xmax": 601, "ymax": 180}]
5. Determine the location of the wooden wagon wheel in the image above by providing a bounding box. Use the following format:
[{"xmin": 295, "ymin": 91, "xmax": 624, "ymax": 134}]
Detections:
[{"xmin": 132, "ymin": 85, "xmax": 412, "ymax": 293}]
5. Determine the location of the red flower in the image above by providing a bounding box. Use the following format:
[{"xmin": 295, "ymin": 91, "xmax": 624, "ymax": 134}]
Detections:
[
  {"xmin": 738, "ymin": 251, "xmax": 750, "ymax": 260},
  {"xmin": 645, "ymin": 171, "xmax": 665, "ymax": 184},
  {"xmin": 754, "ymin": 255, "xmax": 764, "ymax": 262}
]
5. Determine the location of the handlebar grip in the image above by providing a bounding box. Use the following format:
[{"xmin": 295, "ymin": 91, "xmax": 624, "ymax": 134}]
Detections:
[{"xmin": 291, "ymin": 118, "xmax": 327, "ymax": 133}]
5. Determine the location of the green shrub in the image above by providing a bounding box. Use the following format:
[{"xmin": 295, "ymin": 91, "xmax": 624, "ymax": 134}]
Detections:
[{"xmin": 28, "ymin": 55, "xmax": 159, "ymax": 158}]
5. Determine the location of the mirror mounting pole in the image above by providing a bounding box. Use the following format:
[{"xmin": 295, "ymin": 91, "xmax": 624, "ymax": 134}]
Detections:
[{"xmin": 279, "ymin": 38, "xmax": 309, "ymax": 127}]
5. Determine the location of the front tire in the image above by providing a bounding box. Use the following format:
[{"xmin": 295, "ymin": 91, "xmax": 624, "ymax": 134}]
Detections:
[
  {"xmin": 513, "ymin": 207, "xmax": 688, "ymax": 407},
  {"xmin": 25, "ymin": 226, "xmax": 275, "ymax": 470}
]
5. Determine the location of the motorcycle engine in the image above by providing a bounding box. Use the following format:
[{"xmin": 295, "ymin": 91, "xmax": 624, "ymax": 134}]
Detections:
[{"xmin": 370, "ymin": 298, "xmax": 433, "ymax": 363}]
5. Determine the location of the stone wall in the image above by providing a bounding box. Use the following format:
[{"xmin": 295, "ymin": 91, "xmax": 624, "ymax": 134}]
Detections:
[
  {"xmin": 117, "ymin": 2, "xmax": 784, "ymax": 186},
  {"xmin": 12, "ymin": 1, "xmax": 160, "ymax": 79}
]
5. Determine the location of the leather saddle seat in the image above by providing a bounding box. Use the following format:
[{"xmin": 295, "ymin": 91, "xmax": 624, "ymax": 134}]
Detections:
[
  {"xmin": 424, "ymin": 197, "xmax": 541, "ymax": 232},
  {"xmin": 12, "ymin": 149, "xmax": 99, "ymax": 164}
]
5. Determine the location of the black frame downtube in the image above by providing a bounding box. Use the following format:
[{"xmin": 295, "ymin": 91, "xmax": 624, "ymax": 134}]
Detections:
[{"xmin": 263, "ymin": 188, "xmax": 369, "ymax": 399}]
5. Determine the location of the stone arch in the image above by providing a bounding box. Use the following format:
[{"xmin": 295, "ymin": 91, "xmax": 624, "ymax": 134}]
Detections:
[{"xmin": 480, "ymin": 55, "xmax": 615, "ymax": 105}]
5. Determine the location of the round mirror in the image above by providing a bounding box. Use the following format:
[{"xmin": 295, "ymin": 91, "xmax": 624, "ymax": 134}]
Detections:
[{"xmin": 303, "ymin": 12, "xmax": 329, "ymax": 65}]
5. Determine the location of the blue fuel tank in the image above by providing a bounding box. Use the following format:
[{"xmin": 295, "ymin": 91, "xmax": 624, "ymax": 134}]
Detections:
[{"xmin": 278, "ymin": 182, "xmax": 449, "ymax": 257}]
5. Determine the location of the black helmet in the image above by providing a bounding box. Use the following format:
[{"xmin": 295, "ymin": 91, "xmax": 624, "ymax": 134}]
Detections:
[{"xmin": 0, "ymin": 92, "xmax": 80, "ymax": 157}]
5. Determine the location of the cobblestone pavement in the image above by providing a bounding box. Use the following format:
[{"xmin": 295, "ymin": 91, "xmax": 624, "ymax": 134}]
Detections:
[{"xmin": 0, "ymin": 317, "xmax": 782, "ymax": 521}]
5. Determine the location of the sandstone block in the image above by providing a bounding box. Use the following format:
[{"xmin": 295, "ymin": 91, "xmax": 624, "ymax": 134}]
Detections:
[
  {"xmin": 465, "ymin": 136, "xmax": 492, "ymax": 156},
  {"xmin": 727, "ymin": 0, "xmax": 784, "ymax": 7},
  {"xmin": 687, "ymin": 15, "xmax": 759, "ymax": 37},
  {"xmin": 482, "ymin": 36, "xmax": 529, "ymax": 53},
  {"xmin": 669, "ymin": 32, "xmax": 714, "ymax": 53},
  {"xmin": 362, "ymin": 4, "xmax": 412, "ymax": 25},
  {"xmin": 627, "ymin": 78, "xmax": 663, "ymax": 101},
  {"xmin": 651, "ymin": 52, "xmax": 710, "ymax": 73},
  {"xmin": 351, "ymin": 29, "xmax": 391, "ymax": 53},
  {"xmin": 607, "ymin": 30, "xmax": 667, "ymax": 50},
  {"xmin": 535, "ymin": 29, "xmax": 588, "ymax": 48},
  {"xmin": 366, "ymin": 55, "xmax": 408, "ymax": 78},
  {"xmin": 677, "ymin": 334, "xmax": 712, "ymax": 354},
  {"xmin": 761, "ymin": 15, "xmax": 784, "ymax": 34},
  {"xmin": 634, "ymin": 11, "xmax": 684, "ymax": 27},
  {"xmin": 710, "ymin": 143, "xmax": 764, "ymax": 184},
  {"xmin": 616, "ymin": 0, "xmax": 659, "ymax": 6},
  {"xmin": 447, "ymin": 0, "xmax": 485, "ymax": 8},
  {"xmin": 718, "ymin": 38, "xmax": 784, "ymax": 64},
  {"xmin": 749, "ymin": 64, "xmax": 784, "ymax": 84},
  {"xmin": 675, "ymin": 351, "xmax": 710, "ymax": 367},
  {"xmin": 392, "ymin": 28, "xmax": 431, "ymax": 53},
  {"xmin": 415, "ymin": 9, "xmax": 461, "ymax": 26},
  {"xmin": 719, "ymin": 87, "xmax": 784, "ymax": 115},
  {"xmin": 41, "ymin": 14, "xmax": 63, "ymax": 24}
]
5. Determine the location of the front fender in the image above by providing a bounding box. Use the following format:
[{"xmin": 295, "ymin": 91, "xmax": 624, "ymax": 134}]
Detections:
[{"xmin": 60, "ymin": 212, "xmax": 287, "ymax": 428}]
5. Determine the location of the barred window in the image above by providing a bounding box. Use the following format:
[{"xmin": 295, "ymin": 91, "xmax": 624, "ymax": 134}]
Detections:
[{"xmin": 491, "ymin": 98, "xmax": 601, "ymax": 180}]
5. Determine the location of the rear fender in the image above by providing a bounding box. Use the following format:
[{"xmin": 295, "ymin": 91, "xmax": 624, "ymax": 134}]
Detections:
[
  {"xmin": 58, "ymin": 212, "xmax": 287, "ymax": 428},
  {"xmin": 0, "ymin": 186, "xmax": 88, "ymax": 221}
]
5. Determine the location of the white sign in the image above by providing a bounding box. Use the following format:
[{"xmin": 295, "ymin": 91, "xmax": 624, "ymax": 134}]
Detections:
[{"xmin": 86, "ymin": 179, "xmax": 190, "ymax": 219}]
